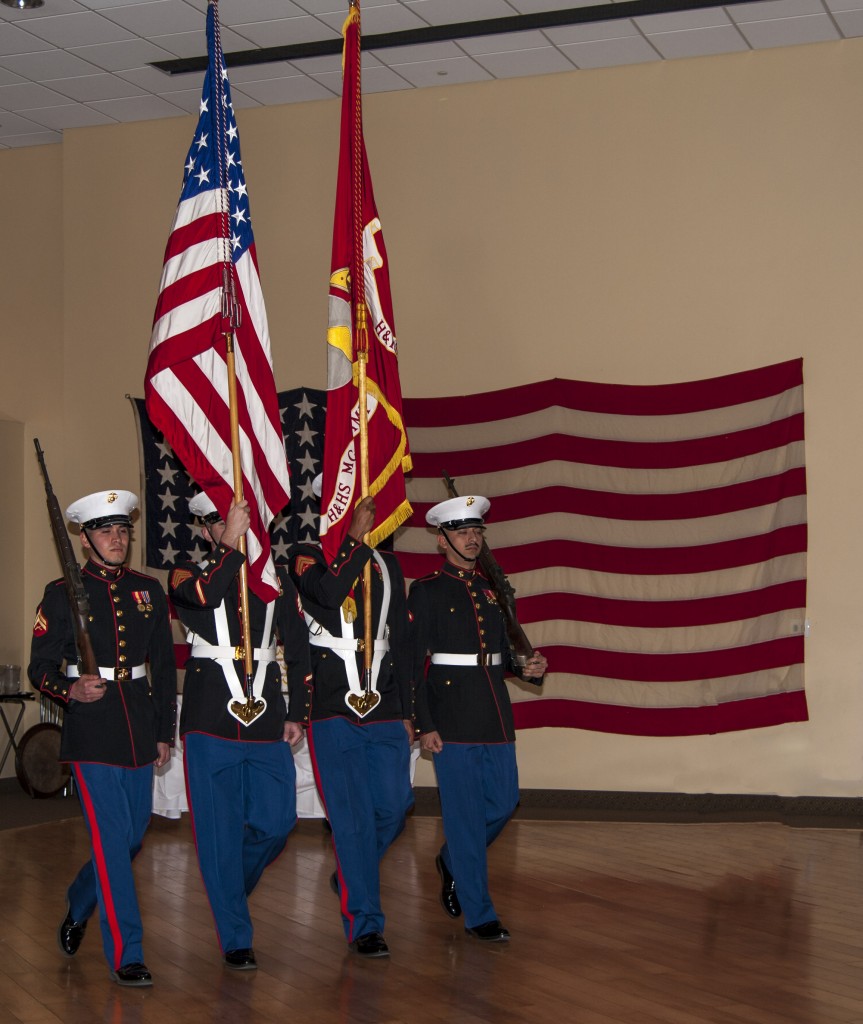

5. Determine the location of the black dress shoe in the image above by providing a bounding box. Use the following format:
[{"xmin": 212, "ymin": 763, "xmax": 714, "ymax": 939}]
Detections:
[
  {"xmin": 57, "ymin": 904, "xmax": 87, "ymax": 957},
  {"xmin": 435, "ymin": 854, "xmax": 462, "ymax": 919},
  {"xmin": 223, "ymin": 948, "xmax": 257, "ymax": 970},
  {"xmin": 111, "ymin": 962, "xmax": 153, "ymax": 987},
  {"xmin": 349, "ymin": 932, "xmax": 389, "ymax": 958},
  {"xmin": 466, "ymin": 920, "xmax": 510, "ymax": 943},
  {"xmin": 329, "ymin": 871, "xmax": 339, "ymax": 895}
]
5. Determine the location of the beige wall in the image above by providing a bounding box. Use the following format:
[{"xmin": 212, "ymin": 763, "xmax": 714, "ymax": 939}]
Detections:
[{"xmin": 3, "ymin": 39, "xmax": 863, "ymax": 794}]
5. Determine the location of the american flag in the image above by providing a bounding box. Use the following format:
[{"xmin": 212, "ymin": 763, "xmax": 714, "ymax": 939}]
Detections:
[
  {"xmin": 135, "ymin": 360, "xmax": 807, "ymax": 736},
  {"xmin": 132, "ymin": 388, "xmax": 326, "ymax": 668},
  {"xmin": 144, "ymin": 0, "xmax": 288, "ymax": 602},
  {"xmin": 320, "ymin": 2, "xmax": 412, "ymax": 564},
  {"xmin": 395, "ymin": 359, "xmax": 808, "ymax": 737}
]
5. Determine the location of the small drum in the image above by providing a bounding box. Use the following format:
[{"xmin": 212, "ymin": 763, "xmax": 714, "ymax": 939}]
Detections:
[{"xmin": 15, "ymin": 723, "xmax": 71, "ymax": 798}]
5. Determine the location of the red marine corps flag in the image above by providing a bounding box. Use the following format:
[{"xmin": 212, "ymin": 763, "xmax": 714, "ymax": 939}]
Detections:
[
  {"xmin": 319, "ymin": 0, "xmax": 412, "ymax": 564},
  {"xmin": 145, "ymin": 0, "xmax": 289, "ymax": 604}
]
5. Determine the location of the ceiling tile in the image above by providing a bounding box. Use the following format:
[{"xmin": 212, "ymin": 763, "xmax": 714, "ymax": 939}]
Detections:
[
  {"xmin": 316, "ymin": 3, "xmax": 430, "ymax": 33},
  {"xmin": 224, "ymin": 89, "xmax": 261, "ymax": 110},
  {"xmin": 67, "ymin": 38, "xmax": 176, "ymax": 72},
  {"xmin": 0, "ymin": 48, "xmax": 102, "ymax": 80},
  {"xmin": 21, "ymin": 12, "xmax": 135, "ymax": 47},
  {"xmin": 558, "ymin": 35, "xmax": 662, "ymax": 68},
  {"xmin": 87, "ymin": 94, "xmax": 187, "ymax": 120},
  {"xmin": 729, "ymin": 0, "xmax": 827, "ymax": 20},
  {"xmin": 402, "ymin": 0, "xmax": 521, "ymax": 25},
  {"xmin": 0, "ymin": 110, "xmax": 51, "ymax": 136},
  {"xmin": 229, "ymin": 17, "xmax": 340, "ymax": 48},
  {"xmin": 0, "ymin": 66, "xmax": 25, "ymax": 86},
  {"xmin": 646, "ymin": 24, "xmax": 751, "ymax": 58},
  {"xmin": 233, "ymin": 74, "xmax": 336, "ymax": 104},
  {"xmin": 473, "ymin": 45, "xmax": 576, "ymax": 77},
  {"xmin": 20, "ymin": 103, "xmax": 117, "ymax": 128},
  {"xmin": 98, "ymin": 1, "xmax": 202, "ymax": 36},
  {"xmin": 0, "ymin": 0, "xmax": 88, "ymax": 19},
  {"xmin": 736, "ymin": 13, "xmax": 840, "ymax": 46},
  {"xmin": 457, "ymin": 29, "xmax": 550, "ymax": 54},
  {"xmin": 48, "ymin": 72, "xmax": 146, "ymax": 101},
  {"xmin": 509, "ymin": 0, "xmax": 606, "ymax": 10},
  {"xmin": 0, "ymin": 23, "xmax": 54, "ymax": 56},
  {"xmin": 79, "ymin": 0, "xmax": 175, "ymax": 7},
  {"xmin": 825, "ymin": 0, "xmax": 863, "ymax": 10},
  {"xmin": 545, "ymin": 19, "xmax": 639, "ymax": 44},
  {"xmin": 348, "ymin": 64, "xmax": 415, "ymax": 92},
  {"xmin": 117, "ymin": 64, "xmax": 196, "ymax": 91},
  {"xmin": 0, "ymin": 80, "xmax": 75, "ymax": 109},
  {"xmin": 833, "ymin": 8, "xmax": 863, "ymax": 30},
  {"xmin": 290, "ymin": 1, "xmax": 347, "ymax": 14},
  {"xmin": 215, "ymin": 0, "xmax": 309, "ymax": 22},
  {"xmin": 157, "ymin": 86, "xmax": 205, "ymax": 113},
  {"xmin": 306, "ymin": 64, "xmax": 416, "ymax": 94},
  {"xmin": 225, "ymin": 60, "xmax": 299, "ymax": 84},
  {"xmin": 0, "ymin": 130, "xmax": 62, "ymax": 147},
  {"xmin": 372, "ymin": 40, "xmax": 465, "ymax": 63},
  {"xmin": 635, "ymin": 7, "xmax": 732, "ymax": 32},
  {"xmin": 148, "ymin": 27, "xmax": 252, "ymax": 58},
  {"xmin": 386, "ymin": 54, "xmax": 493, "ymax": 86}
]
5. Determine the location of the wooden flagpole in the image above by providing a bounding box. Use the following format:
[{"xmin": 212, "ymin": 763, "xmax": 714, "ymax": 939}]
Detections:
[
  {"xmin": 213, "ymin": 0, "xmax": 255, "ymax": 704},
  {"xmin": 350, "ymin": 0, "xmax": 374, "ymax": 689}
]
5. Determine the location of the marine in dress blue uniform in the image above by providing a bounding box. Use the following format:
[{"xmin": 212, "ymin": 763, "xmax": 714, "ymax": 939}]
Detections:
[
  {"xmin": 169, "ymin": 495, "xmax": 311, "ymax": 970},
  {"xmin": 407, "ymin": 495, "xmax": 547, "ymax": 942},
  {"xmin": 289, "ymin": 494, "xmax": 414, "ymax": 959},
  {"xmin": 29, "ymin": 490, "xmax": 176, "ymax": 987}
]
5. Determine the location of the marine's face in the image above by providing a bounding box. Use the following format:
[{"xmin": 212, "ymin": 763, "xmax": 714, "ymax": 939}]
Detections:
[
  {"xmin": 439, "ymin": 525, "xmax": 484, "ymax": 569},
  {"xmin": 82, "ymin": 523, "xmax": 130, "ymax": 567},
  {"xmin": 204, "ymin": 520, "xmax": 227, "ymax": 546}
]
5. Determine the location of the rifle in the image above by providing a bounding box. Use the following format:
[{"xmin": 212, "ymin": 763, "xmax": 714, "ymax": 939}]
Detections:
[
  {"xmin": 442, "ymin": 473, "xmax": 534, "ymax": 670},
  {"xmin": 34, "ymin": 439, "xmax": 99, "ymax": 677}
]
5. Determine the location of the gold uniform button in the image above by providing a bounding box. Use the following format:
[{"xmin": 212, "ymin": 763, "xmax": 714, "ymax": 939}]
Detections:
[
  {"xmin": 116, "ymin": 610, "xmax": 123, "ymax": 617},
  {"xmin": 118, "ymin": 625, "xmax": 126, "ymax": 632},
  {"xmin": 110, "ymin": 584, "xmax": 118, "ymax": 592},
  {"xmin": 119, "ymin": 655, "xmax": 127, "ymax": 663},
  {"xmin": 444, "ymin": 679, "xmax": 452, "ymax": 686},
  {"xmin": 119, "ymin": 640, "xmax": 126, "ymax": 648}
]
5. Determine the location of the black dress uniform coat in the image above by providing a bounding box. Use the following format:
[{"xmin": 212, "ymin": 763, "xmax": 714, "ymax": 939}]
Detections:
[
  {"xmin": 408, "ymin": 561, "xmax": 519, "ymax": 744},
  {"xmin": 289, "ymin": 536, "xmax": 412, "ymax": 725},
  {"xmin": 170, "ymin": 544, "xmax": 310, "ymax": 740},
  {"xmin": 29, "ymin": 562, "xmax": 176, "ymax": 765}
]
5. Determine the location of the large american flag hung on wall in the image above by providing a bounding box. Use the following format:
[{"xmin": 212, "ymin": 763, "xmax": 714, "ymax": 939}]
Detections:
[
  {"xmin": 144, "ymin": 1, "xmax": 289, "ymax": 602},
  {"xmin": 395, "ymin": 358, "xmax": 807, "ymax": 736},
  {"xmin": 134, "ymin": 358, "xmax": 807, "ymax": 735}
]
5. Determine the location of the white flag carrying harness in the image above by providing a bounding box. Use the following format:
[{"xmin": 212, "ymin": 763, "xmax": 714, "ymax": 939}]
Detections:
[
  {"xmin": 185, "ymin": 598, "xmax": 276, "ymax": 727},
  {"xmin": 304, "ymin": 550, "xmax": 391, "ymax": 718}
]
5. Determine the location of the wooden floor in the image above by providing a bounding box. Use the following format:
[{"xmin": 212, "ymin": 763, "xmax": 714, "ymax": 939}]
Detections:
[{"xmin": 1, "ymin": 811, "xmax": 862, "ymax": 1024}]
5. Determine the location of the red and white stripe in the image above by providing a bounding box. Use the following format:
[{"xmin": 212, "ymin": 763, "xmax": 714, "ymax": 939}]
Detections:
[
  {"xmin": 146, "ymin": 198, "xmax": 289, "ymax": 602},
  {"xmin": 395, "ymin": 359, "xmax": 807, "ymax": 736}
]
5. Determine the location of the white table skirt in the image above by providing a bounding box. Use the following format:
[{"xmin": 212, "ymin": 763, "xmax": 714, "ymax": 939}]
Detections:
[{"xmin": 152, "ymin": 695, "xmax": 419, "ymax": 820}]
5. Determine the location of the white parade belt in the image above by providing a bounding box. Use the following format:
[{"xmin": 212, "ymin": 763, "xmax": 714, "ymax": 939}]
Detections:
[
  {"xmin": 67, "ymin": 664, "xmax": 147, "ymax": 681},
  {"xmin": 308, "ymin": 634, "xmax": 390, "ymax": 653},
  {"xmin": 431, "ymin": 652, "xmax": 503, "ymax": 667},
  {"xmin": 190, "ymin": 644, "xmax": 276, "ymax": 661}
]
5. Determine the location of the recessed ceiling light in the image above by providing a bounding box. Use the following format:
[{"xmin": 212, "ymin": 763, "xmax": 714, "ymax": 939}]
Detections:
[{"xmin": 1, "ymin": 0, "xmax": 45, "ymax": 9}]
